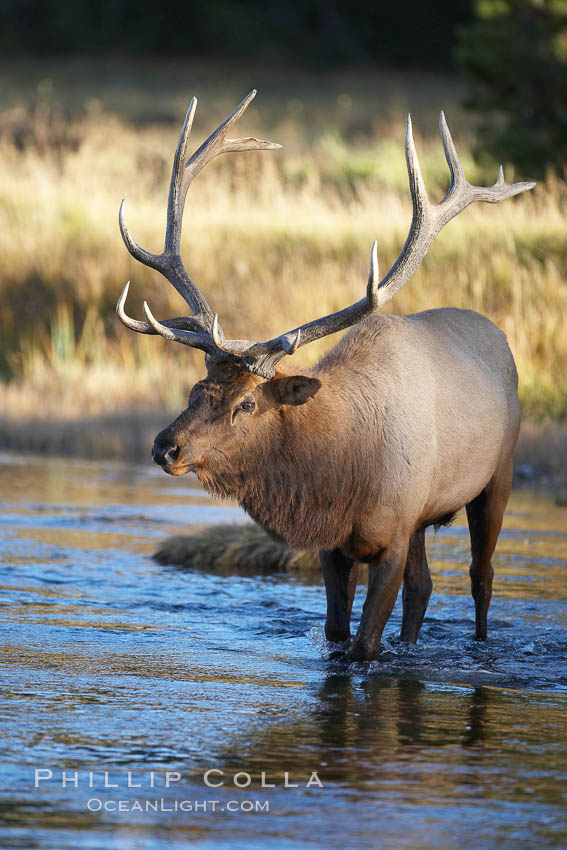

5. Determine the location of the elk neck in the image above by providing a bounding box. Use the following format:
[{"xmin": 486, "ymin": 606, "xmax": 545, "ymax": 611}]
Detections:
[{"xmin": 196, "ymin": 364, "xmax": 381, "ymax": 550}]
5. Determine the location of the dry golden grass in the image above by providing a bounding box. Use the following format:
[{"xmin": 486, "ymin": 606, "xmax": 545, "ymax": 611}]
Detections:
[{"xmin": 0, "ymin": 63, "xmax": 565, "ymax": 433}]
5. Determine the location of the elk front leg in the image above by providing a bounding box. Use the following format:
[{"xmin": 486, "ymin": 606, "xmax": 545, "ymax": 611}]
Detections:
[
  {"xmin": 320, "ymin": 549, "xmax": 359, "ymax": 642},
  {"xmin": 350, "ymin": 540, "xmax": 408, "ymax": 661}
]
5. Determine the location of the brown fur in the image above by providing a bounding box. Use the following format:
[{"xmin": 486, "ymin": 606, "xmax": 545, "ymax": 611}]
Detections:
[{"xmin": 152, "ymin": 306, "xmax": 520, "ymax": 660}]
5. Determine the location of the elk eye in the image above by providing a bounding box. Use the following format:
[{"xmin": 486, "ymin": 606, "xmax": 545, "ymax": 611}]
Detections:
[{"xmin": 231, "ymin": 398, "xmax": 256, "ymax": 423}]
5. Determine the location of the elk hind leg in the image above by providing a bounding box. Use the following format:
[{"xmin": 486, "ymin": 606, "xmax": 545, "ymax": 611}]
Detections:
[
  {"xmin": 466, "ymin": 460, "xmax": 513, "ymax": 640},
  {"xmin": 400, "ymin": 527, "xmax": 432, "ymax": 643}
]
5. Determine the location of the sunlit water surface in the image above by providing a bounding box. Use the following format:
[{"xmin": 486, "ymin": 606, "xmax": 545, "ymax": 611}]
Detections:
[{"xmin": 0, "ymin": 452, "xmax": 566, "ymax": 849}]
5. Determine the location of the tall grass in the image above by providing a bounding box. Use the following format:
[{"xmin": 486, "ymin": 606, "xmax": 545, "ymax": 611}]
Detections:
[{"xmin": 0, "ymin": 63, "xmax": 565, "ymax": 430}]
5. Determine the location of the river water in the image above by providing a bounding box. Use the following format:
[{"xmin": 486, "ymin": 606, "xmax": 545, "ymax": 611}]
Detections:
[{"xmin": 0, "ymin": 452, "xmax": 565, "ymax": 849}]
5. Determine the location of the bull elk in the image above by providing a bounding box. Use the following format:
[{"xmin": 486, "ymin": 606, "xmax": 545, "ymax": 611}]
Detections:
[{"xmin": 117, "ymin": 91, "xmax": 535, "ymax": 661}]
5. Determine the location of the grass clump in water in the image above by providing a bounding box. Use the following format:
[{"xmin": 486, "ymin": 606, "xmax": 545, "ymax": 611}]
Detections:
[{"xmin": 154, "ymin": 524, "xmax": 318, "ymax": 574}]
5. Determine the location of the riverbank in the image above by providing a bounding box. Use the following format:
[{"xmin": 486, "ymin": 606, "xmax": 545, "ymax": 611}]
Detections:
[
  {"xmin": 1, "ymin": 413, "xmax": 565, "ymax": 496},
  {"xmin": 1, "ymin": 59, "xmax": 566, "ymax": 425}
]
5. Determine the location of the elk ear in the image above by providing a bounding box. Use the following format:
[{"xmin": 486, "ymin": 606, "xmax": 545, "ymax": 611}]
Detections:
[{"xmin": 271, "ymin": 376, "xmax": 321, "ymax": 407}]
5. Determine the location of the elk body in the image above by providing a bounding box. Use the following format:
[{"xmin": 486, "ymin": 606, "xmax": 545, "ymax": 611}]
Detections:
[{"xmin": 117, "ymin": 92, "xmax": 534, "ymax": 661}]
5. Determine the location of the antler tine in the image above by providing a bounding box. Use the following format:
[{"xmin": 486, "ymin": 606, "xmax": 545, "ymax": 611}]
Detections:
[
  {"xmin": 142, "ymin": 301, "xmax": 218, "ymax": 354},
  {"xmin": 404, "ymin": 114, "xmax": 431, "ymax": 220},
  {"xmin": 367, "ymin": 241, "xmax": 380, "ymax": 309},
  {"xmin": 116, "ymin": 281, "xmax": 210, "ymax": 336},
  {"xmin": 119, "ymin": 202, "xmax": 160, "ymax": 269},
  {"xmin": 439, "ymin": 110, "xmax": 466, "ymax": 194},
  {"xmin": 165, "ymin": 96, "xmax": 198, "ymax": 255},
  {"xmin": 116, "ymin": 281, "xmax": 152, "ymax": 334}
]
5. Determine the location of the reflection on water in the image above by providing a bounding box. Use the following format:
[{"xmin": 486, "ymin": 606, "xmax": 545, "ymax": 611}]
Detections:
[{"xmin": 0, "ymin": 453, "xmax": 566, "ymax": 849}]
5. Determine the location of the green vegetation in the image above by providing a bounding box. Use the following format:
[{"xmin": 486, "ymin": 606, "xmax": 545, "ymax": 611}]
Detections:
[
  {"xmin": 0, "ymin": 60, "xmax": 565, "ymax": 443},
  {"xmin": 458, "ymin": 0, "xmax": 567, "ymax": 176}
]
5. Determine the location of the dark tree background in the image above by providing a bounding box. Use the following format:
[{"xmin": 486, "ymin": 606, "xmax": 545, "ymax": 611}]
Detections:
[
  {"xmin": 457, "ymin": 0, "xmax": 567, "ymax": 177},
  {"xmin": 1, "ymin": 0, "xmax": 472, "ymax": 68}
]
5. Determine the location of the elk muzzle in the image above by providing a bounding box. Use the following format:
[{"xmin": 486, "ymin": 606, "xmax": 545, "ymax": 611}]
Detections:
[{"xmin": 152, "ymin": 429, "xmax": 182, "ymax": 472}]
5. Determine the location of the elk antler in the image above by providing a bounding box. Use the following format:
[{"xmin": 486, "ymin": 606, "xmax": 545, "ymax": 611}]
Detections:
[
  {"xmin": 116, "ymin": 90, "xmax": 281, "ymax": 355},
  {"xmin": 229, "ymin": 112, "xmax": 536, "ymax": 376},
  {"xmin": 118, "ymin": 103, "xmax": 535, "ymax": 379}
]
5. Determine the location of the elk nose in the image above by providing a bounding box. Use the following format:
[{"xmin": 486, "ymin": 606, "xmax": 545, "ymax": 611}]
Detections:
[{"xmin": 152, "ymin": 440, "xmax": 180, "ymax": 468}]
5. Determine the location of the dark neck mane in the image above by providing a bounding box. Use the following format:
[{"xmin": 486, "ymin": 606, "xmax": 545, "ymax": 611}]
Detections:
[{"xmin": 196, "ymin": 393, "xmax": 371, "ymax": 550}]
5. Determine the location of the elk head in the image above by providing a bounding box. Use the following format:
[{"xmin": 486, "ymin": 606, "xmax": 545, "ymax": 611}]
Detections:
[
  {"xmin": 116, "ymin": 90, "xmax": 534, "ymax": 481},
  {"xmin": 149, "ymin": 360, "xmax": 320, "ymax": 479}
]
